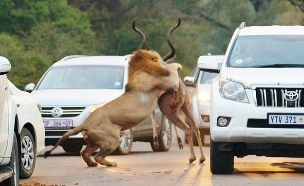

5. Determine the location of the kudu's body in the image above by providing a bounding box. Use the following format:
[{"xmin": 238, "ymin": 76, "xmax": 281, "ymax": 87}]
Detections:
[{"xmin": 146, "ymin": 19, "xmax": 206, "ymax": 163}]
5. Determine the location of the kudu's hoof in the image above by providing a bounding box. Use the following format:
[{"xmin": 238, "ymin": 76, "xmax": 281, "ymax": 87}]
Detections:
[
  {"xmin": 199, "ymin": 157, "xmax": 206, "ymax": 163},
  {"xmin": 154, "ymin": 142, "xmax": 159, "ymax": 150},
  {"xmin": 178, "ymin": 143, "xmax": 183, "ymax": 150},
  {"xmin": 189, "ymin": 157, "xmax": 196, "ymax": 163}
]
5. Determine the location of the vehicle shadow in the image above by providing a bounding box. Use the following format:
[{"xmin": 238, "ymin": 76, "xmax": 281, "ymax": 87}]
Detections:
[
  {"xmin": 271, "ymin": 162, "xmax": 304, "ymax": 172},
  {"xmin": 233, "ymin": 162, "xmax": 304, "ymax": 173}
]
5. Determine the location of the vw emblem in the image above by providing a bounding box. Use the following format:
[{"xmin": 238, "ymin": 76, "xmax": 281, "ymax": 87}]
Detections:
[
  {"xmin": 284, "ymin": 91, "xmax": 299, "ymax": 101},
  {"xmin": 51, "ymin": 107, "xmax": 63, "ymax": 118}
]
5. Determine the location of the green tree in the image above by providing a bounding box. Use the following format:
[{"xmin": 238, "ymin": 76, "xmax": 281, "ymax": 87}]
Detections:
[
  {"xmin": 0, "ymin": 33, "xmax": 49, "ymax": 87},
  {"xmin": 0, "ymin": 0, "xmax": 97, "ymax": 88}
]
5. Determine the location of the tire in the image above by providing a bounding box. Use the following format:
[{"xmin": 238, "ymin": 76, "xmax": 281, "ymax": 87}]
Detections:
[
  {"xmin": 19, "ymin": 128, "xmax": 36, "ymax": 179},
  {"xmin": 113, "ymin": 129, "xmax": 133, "ymax": 155},
  {"xmin": 210, "ymin": 139, "xmax": 234, "ymax": 174},
  {"xmin": 151, "ymin": 115, "xmax": 172, "ymax": 152},
  {"xmin": 62, "ymin": 143, "xmax": 83, "ymax": 153},
  {"xmin": 2, "ymin": 133, "xmax": 20, "ymax": 186}
]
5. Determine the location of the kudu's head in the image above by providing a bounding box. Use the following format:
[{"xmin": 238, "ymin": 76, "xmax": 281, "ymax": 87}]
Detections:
[{"xmin": 162, "ymin": 18, "xmax": 181, "ymax": 63}]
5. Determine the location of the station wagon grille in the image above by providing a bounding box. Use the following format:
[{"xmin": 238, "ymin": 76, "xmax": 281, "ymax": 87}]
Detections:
[
  {"xmin": 41, "ymin": 106, "xmax": 85, "ymax": 118},
  {"xmin": 256, "ymin": 88, "xmax": 304, "ymax": 107}
]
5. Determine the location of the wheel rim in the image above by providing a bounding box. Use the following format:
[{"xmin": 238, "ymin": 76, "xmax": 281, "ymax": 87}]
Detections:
[
  {"xmin": 119, "ymin": 129, "xmax": 131, "ymax": 151},
  {"xmin": 21, "ymin": 136, "xmax": 34, "ymax": 171},
  {"xmin": 161, "ymin": 118, "xmax": 171, "ymax": 146}
]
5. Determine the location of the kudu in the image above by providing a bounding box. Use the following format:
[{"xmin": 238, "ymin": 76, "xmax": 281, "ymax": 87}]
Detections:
[{"xmin": 133, "ymin": 18, "xmax": 205, "ymax": 163}]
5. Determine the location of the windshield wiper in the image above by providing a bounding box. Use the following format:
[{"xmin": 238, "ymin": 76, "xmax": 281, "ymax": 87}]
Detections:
[{"xmin": 252, "ymin": 64, "xmax": 304, "ymax": 68}]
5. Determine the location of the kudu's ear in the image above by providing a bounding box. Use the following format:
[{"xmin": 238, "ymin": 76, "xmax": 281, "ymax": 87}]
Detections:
[
  {"xmin": 133, "ymin": 18, "xmax": 146, "ymax": 49},
  {"xmin": 162, "ymin": 18, "xmax": 181, "ymax": 63}
]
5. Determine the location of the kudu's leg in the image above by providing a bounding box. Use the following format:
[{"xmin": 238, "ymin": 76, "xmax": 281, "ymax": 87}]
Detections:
[
  {"xmin": 150, "ymin": 110, "xmax": 159, "ymax": 150},
  {"xmin": 166, "ymin": 112, "xmax": 197, "ymax": 163},
  {"xmin": 173, "ymin": 124, "xmax": 183, "ymax": 150},
  {"xmin": 181, "ymin": 103, "xmax": 206, "ymax": 163}
]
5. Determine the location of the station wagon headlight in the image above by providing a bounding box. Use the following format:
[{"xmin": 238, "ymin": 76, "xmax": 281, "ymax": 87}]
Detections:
[
  {"xmin": 219, "ymin": 79, "xmax": 248, "ymax": 103},
  {"xmin": 90, "ymin": 104, "xmax": 105, "ymax": 114}
]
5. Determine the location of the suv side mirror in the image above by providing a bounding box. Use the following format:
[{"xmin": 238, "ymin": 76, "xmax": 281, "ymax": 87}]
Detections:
[
  {"xmin": 25, "ymin": 83, "xmax": 35, "ymax": 93},
  {"xmin": 0, "ymin": 56, "xmax": 11, "ymax": 75},
  {"xmin": 197, "ymin": 56, "xmax": 221, "ymax": 73},
  {"xmin": 184, "ymin": 76, "xmax": 195, "ymax": 87}
]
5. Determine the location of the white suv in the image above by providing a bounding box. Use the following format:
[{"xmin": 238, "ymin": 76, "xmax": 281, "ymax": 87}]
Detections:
[
  {"xmin": 184, "ymin": 55, "xmax": 223, "ymax": 145},
  {"xmin": 200, "ymin": 22, "xmax": 304, "ymax": 174},
  {"xmin": 0, "ymin": 57, "xmax": 45, "ymax": 185}
]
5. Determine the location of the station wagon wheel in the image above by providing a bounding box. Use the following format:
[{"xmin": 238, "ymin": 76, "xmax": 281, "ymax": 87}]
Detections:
[
  {"xmin": 151, "ymin": 115, "xmax": 172, "ymax": 152},
  {"xmin": 113, "ymin": 129, "xmax": 133, "ymax": 155},
  {"xmin": 62, "ymin": 143, "xmax": 83, "ymax": 153},
  {"xmin": 19, "ymin": 128, "xmax": 36, "ymax": 179}
]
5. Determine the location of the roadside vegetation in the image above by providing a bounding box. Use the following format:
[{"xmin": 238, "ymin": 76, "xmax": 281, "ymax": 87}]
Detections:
[{"xmin": 0, "ymin": 0, "xmax": 303, "ymax": 88}]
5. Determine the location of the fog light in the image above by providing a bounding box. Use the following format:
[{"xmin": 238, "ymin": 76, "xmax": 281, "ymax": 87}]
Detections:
[
  {"xmin": 217, "ymin": 117, "xmax": 230, "ymax": 127},
  {"xmin": 201, "ymin": 115, "xmax": 210, "ymax": 122}
]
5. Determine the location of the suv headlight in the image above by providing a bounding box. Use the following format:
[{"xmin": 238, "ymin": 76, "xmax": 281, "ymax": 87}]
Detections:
[
  {"xmin": 198, "ymin": 91, "xmax": 210, "ymax": 102},
  {"xmin": 219, "ymin": 79, "xmax": 248, "ymax": 103}
]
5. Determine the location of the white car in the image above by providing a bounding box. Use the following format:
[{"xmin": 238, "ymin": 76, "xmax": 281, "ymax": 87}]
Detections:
[
  {"xmin": 0, "ymin": 57, "xmax": 45, "ymax": 186},
  {"xmin": 184, "ymin": 55, "xmax": 223, "ymax": 145},
  {"xmin": 25, "ymin": 55, "xmax": 171, "ymax": 155},
  {"xmin": 201, "ymin": 22, "xmax": 304, "ymax": 174}
]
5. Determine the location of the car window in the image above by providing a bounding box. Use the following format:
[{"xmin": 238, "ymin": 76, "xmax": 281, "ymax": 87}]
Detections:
[
  {"xmin": 199, "ymin": 71, "xmax": 217, "ymax": 84},
  {"xmin": 227, "ymin": 35, "xmax": 304, "ymax": 68},
  {"xmin": 37, "ymin": 65, "xmax": 125, "ymax": 90}
]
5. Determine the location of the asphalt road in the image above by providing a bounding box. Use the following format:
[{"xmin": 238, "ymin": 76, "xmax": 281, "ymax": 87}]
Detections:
[{"xmin": 20, "ymin": 131, "xmax": 304, "ymax": 186}]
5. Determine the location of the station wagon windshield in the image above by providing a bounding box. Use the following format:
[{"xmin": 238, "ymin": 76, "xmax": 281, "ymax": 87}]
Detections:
[
  {"xmin": 227, "ymin": 35, "xmax": 304, "ymax": 68},
  {"xmin": 37, "ymin": 65, "xmax": 125, "ymax": 90}
]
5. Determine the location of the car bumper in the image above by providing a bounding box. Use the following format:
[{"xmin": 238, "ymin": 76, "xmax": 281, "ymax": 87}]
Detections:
[
  {"xmin": 210, "ymin": 91, "xmax": 304, "ymax": 144},
  {"xmin": 45, "ymin": 132, "xmax": 85, "ymax": 146}
]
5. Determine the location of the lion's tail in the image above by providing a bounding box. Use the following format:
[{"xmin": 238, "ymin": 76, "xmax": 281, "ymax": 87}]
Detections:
[{"xmin": 44, "ymin": 125, "xmax": 84, "ymax": 158}]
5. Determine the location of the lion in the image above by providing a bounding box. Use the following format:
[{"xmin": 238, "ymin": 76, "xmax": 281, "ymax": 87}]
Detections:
[{"xmin": 44, "ymin": 49, "xmax": 182, "ymax": 167}]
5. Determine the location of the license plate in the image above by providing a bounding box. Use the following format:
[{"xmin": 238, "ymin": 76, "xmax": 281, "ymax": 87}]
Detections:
[
  {"xmin": 43, "ymin": 119, "xmax": 73, "ymax": 128},
  {"xmin": 268, "ymin": 114, "xmax": 304, "ymax": 124}
]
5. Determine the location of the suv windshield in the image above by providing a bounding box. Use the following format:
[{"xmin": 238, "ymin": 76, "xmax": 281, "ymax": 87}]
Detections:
[
  {"xmin": 37, "ymin": 65, "xmax": 124, "ymax": 90},
  {"xmin": 227, "ymin": 35, "xmax": 304, "ymax": 68}
]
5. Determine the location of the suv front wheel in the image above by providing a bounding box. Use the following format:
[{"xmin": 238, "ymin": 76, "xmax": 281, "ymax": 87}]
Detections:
[{"xmin": 210, "ymin": 139, "xmax": 234, "ymax": 174}]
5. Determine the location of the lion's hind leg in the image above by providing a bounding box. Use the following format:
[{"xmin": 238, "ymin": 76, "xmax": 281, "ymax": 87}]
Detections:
[
  {"xmin": 81, "ymin": 144, "xmax": 99, "ymax": 167},
  {"xmin": 94, "ymin": 141, "xmax": 119, "ymax": 167}
]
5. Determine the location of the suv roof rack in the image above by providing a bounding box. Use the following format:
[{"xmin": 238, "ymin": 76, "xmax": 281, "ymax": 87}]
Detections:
[
  {"xmin": 239, "ymin": 22, "xmax": 246, "ymax": 29},
  {"xmin": 59, "ymin": 55, "xmax": 87, "ymax": 61}
]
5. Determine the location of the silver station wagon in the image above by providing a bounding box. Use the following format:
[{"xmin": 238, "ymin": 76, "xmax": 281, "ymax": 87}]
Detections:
[{"xmin": 25, "ymin": 55, "xmax": 171, "ymax": 155}]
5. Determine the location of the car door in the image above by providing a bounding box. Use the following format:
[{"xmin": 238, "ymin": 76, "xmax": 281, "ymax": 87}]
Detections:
[{"xmin": 0, "ymin": 74, "xmax": 11, "ymax": 160}]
